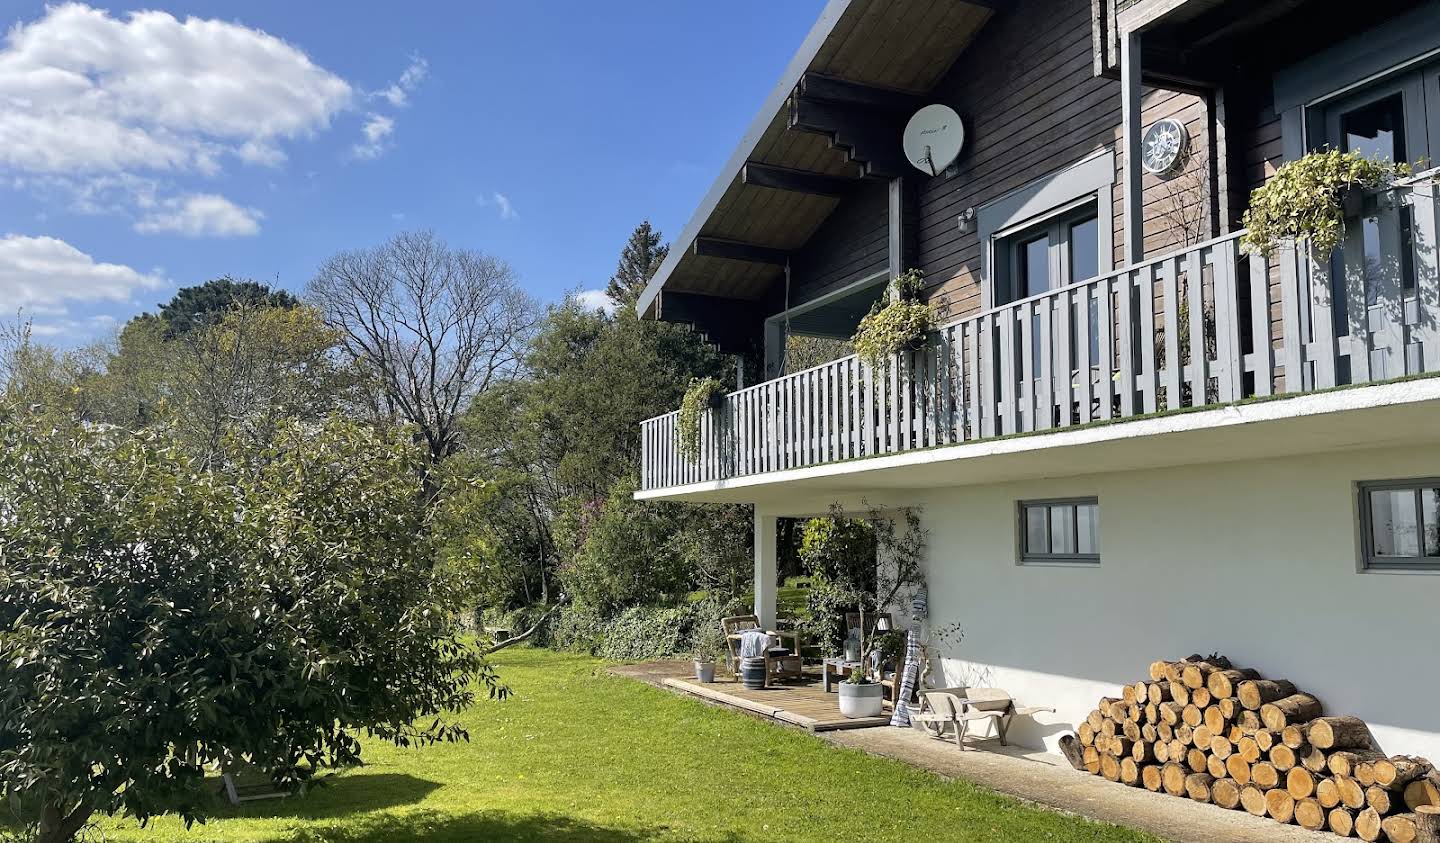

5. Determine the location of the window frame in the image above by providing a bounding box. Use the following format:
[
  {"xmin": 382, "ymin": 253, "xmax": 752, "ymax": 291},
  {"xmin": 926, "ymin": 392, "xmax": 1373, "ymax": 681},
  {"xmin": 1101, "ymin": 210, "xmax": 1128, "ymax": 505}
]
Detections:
[
  {"xmin": 1017, "ymin": 496, "xmax": 1101, "ymax": 567},
  {"xmin": 1357, "ymin": 478, "xmax": 1440, "ymax": 573},
  {"xmin": 992, "ymin": 199, "xmax": 1102, "ymax": 307}
]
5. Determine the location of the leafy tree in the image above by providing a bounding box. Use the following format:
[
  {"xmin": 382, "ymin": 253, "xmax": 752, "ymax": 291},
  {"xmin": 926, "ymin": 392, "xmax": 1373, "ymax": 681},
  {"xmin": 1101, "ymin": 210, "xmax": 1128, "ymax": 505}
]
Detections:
[
  {"xmin": 0, "ymin": 410, "xmax": 499, "ymax": 843},
  {"xmin": 157, "ymin": 277, "xmax": 299, "ymax": 338},
  {"xmin": 603, "ymin": 220, "xmax": 668, "ymax": 310}
]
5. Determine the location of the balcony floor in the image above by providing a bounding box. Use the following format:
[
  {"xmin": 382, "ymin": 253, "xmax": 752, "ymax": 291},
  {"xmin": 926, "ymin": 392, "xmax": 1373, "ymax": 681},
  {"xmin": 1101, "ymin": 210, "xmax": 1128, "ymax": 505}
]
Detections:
[{"xmin": 637, "ymin": 376, "xmax": 1440, "ymax": 508}]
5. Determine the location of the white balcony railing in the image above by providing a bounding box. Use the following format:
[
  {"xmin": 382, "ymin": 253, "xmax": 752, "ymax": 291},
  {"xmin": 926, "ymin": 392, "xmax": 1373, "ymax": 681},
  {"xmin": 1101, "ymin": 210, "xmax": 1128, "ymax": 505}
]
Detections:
[{"xmin": 640, "ymin": 178, "xmax": 1440, "ymax": 492}]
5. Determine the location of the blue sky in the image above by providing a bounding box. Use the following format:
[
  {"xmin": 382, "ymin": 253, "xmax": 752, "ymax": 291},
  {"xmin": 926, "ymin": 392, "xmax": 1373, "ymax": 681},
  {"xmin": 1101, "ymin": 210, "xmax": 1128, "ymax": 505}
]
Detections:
[{"xmin": 0, "ymin": 0, "xmax": 826, "ymax": 344}]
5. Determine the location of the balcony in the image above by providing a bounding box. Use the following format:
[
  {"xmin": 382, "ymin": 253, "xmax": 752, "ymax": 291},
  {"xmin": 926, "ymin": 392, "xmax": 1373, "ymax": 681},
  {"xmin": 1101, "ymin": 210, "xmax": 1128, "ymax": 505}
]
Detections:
[{"xmin": 640, "ymin": 178, "xmax": 1440, "ymax": 494}]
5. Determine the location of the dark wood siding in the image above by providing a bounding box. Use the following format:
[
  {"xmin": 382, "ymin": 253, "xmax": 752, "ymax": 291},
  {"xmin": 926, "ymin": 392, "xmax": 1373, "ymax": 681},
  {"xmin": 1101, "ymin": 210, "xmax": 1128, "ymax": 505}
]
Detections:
[{"xmin": 788, "ymin": 179, "xmax": 890, "ymax": 304}]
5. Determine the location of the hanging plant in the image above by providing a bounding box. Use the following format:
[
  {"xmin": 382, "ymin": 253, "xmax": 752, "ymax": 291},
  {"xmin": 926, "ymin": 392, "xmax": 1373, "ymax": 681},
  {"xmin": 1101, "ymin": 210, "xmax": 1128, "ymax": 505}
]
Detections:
[
  {"xmin": 1241, "ymin": 149, "xmax": 1411, "ymax": 258},
  {"xmin": 676, "ymin": 376, "xmax": 727, "ymax": 462},
  {"xmin": 852, "ymin": 269, "xmax": 937, "ymax": 368}
]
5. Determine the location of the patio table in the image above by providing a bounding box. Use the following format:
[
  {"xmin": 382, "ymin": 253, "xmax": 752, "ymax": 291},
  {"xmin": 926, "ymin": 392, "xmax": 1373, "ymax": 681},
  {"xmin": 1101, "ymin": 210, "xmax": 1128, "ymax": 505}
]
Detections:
[{"xmin": 821, "ymin": 657, "xmax": 862, "ymax": 692}]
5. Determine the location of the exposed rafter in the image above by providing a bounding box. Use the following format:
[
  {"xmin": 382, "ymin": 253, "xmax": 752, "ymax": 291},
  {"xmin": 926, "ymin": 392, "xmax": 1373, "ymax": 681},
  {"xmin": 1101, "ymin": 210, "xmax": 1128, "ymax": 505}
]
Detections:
[
  {"xmin": 795, "ymin": 72, "xmax": 928, "ymax": 112},
  {"xmin": 657, "ymin": 291, "xmax": 763, "ymax": 356},
  {"xmin": 692, "ymin": 237, "xmax": 789, "ymax": 266},
  {"xmin": 787, "ymin": 95, "xmax": 909, "ymax": 179},
  {"xmin": 741, "ymin": 161, "xmax": 863, "ymax": 197}
]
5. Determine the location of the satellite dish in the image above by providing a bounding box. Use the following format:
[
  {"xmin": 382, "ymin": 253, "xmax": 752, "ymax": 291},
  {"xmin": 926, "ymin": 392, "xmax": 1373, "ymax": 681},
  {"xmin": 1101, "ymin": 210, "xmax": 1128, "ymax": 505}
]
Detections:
[{"xmin": 903, "ymin": 104, "xmax": 965, "ymax": 177}]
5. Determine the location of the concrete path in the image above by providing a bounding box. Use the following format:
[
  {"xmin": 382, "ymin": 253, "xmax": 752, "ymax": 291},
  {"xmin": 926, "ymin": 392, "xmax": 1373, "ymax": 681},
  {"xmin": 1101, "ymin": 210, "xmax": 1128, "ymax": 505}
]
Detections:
[{"xmin": 614, "ymin": 662, "xmax": 1331, "ymax": 843}]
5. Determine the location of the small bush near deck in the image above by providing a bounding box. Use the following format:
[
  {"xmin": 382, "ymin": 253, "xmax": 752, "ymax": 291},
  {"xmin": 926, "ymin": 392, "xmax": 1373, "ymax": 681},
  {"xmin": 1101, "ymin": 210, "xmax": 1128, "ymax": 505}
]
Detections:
[{"xmin": 1241, "ymin": 149, "xmax": 1411, "ymax": 258}]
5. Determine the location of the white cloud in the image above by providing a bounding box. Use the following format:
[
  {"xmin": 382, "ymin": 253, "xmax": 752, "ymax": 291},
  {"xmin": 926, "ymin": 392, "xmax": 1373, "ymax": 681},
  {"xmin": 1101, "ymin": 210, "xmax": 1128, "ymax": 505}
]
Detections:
[
  {"xmin": 574, "ymin": 289, "xmax": 617, "ymax": 314},
  {"xmin": 351, "ymin": 113, "xmax": 394, "ymax": 160},
  {"xmin": 0, "ymin": 234, "xmax": 164, "ymax": 313},
  {"xmin": 478, "ymin": 191, "xmax": 517, "ymax": 220},
  {"xmin": 375, "ymin": 55, "xmax": 428, "ymax": 107},
  {"xmin": 133, "ymin": 193, "xmax": 263, "ymax": 237},
  {"xmin": 0, "ymin": 4, "xmax": 354, "ymax": 176}
]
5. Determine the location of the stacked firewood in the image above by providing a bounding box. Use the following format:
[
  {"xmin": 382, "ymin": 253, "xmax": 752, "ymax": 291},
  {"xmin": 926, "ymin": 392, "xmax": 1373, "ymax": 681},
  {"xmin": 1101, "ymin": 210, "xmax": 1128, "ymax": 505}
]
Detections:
[{"xmin": 1073, "ymin": 655, "xmax": 1440, "ymax": 840}]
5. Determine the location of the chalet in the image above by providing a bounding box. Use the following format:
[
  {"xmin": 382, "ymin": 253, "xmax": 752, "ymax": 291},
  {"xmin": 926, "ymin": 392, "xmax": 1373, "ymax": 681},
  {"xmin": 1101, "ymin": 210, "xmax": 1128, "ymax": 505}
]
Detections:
[{"xmin": 637, "ymin": 0, "xmax": 1440, "ymax": 760}]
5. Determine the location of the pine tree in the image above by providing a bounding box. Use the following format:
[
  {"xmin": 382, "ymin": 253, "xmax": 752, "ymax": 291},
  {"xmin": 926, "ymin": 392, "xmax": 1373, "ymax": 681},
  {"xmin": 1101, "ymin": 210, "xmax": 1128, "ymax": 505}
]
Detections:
[{"xmin": 604, "ymin": 221, "xmax": 669, "ymax": 309}]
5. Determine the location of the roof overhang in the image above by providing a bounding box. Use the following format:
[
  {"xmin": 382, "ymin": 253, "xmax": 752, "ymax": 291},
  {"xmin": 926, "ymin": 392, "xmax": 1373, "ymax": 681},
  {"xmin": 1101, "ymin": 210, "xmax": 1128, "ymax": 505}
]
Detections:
[{"xmin": 637, "ymin": 0, "xmax": 1000, "ymax": 328}]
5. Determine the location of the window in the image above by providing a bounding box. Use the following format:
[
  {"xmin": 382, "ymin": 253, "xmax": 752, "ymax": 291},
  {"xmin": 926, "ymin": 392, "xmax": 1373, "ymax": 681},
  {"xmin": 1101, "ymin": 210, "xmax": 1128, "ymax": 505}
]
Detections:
[
  {"xmin": 1359, "ymin": 479, "xmax": 1440, "ymax": 571},
  {"xmin": 994, "ymin": 202, "xmax": 1102, "ymax": 306},
  {"xmin": 1019, "ymin": 498, "xmax": 1100, "ymax": 565}
]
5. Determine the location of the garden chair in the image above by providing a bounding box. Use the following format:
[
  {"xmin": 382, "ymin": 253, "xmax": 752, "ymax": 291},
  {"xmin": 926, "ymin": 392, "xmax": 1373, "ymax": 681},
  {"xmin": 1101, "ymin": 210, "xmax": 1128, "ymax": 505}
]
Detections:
[
  {"xmin": 910, "ymin": 687, "xmax": 1055, "ymax": 750},
  {"xmin": 720, "ymin": 615, "xmax": 803, "ymax": 685}
]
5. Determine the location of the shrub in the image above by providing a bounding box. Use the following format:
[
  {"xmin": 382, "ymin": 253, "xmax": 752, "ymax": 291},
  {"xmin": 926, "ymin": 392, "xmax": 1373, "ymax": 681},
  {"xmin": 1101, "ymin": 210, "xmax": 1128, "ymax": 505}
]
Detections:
[
  {"xmin": 852, "ymin": 270, "xmax": 937, "ymax": 368},
  {"xmin": 1242, "ymin": 149, "xmax": 1411, "ymax": 258}
]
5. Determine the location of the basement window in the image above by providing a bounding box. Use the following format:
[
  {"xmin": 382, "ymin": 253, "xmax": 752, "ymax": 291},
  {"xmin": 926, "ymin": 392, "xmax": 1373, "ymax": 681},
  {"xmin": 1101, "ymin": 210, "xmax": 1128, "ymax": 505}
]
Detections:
[
  {"xmin": 1018, "ymin": 498, "xmax": 1100, "ymax": 566},
  {"xmin": 1359, "ymin": 479, "xmax": 1440, "ymax": 571}
]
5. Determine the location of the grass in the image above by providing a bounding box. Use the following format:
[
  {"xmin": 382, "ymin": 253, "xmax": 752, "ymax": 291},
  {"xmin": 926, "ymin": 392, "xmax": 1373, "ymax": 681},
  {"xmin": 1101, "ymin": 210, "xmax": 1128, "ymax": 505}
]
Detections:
[{"xmin": 98, "ymin": 648, "xmax": 1159, "ymax": 842}]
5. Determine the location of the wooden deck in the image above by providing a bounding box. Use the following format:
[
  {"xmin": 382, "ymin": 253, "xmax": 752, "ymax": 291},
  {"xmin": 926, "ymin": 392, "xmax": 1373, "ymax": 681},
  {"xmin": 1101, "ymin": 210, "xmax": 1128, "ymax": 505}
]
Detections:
[{"xmin": 662, "ymin": 672, "xmax": 892, "ymax": 732}]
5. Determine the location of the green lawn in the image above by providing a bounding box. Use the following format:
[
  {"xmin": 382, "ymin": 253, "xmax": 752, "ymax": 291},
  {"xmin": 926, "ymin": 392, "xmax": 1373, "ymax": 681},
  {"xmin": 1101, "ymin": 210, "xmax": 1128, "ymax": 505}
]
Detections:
[{"xmin": 100, "ymin": 648, "xmax": 1158, "ymax": 842}]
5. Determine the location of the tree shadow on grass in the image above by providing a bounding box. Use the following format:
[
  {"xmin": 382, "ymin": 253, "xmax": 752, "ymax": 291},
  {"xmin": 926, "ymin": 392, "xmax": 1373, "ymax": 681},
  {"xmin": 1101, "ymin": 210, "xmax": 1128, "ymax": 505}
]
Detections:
[
  {"xmin": 262, "ymin": 809, "xmax": 667, "ymax": 843},
  {"xmin": 214, "ymin": 772, "xmax": 441, "ymax": 821}
]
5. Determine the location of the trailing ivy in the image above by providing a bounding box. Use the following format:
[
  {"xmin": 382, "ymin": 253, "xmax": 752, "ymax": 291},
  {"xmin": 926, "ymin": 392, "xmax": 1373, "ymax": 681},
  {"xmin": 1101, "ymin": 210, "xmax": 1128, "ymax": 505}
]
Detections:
[
  {"xmin": 676, "ymin": 376, "xmax": 727, "ymax": 462},
  {"xmin": 1241, "ymin": 149, "xmax": 1411, "ymax": 258},
  {"xmin": 852, "ymin": 269, "xmax": 937, "ymax": 368}
]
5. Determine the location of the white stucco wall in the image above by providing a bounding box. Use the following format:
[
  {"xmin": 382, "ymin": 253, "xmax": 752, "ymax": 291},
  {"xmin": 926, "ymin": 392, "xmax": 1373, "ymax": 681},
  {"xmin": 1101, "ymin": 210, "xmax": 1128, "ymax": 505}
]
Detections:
[{"xmin": 912, "ymin": 443, "xmax": 1440, "ymax": 760}]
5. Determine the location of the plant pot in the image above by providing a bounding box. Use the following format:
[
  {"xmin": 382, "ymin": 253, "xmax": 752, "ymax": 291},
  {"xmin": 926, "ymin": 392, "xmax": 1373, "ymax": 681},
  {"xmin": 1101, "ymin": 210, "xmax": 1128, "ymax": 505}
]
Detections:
[
  {"xmin": 837, "ymin": 681, "xmax": 884, "ymax": 718},
  {"xmin": 1339, "ymin": 184, "xmax": 1365, "ymax": 219},
  {"xmin": 694, "ymin": 660, "xmax": 715, "ymax": 683}
]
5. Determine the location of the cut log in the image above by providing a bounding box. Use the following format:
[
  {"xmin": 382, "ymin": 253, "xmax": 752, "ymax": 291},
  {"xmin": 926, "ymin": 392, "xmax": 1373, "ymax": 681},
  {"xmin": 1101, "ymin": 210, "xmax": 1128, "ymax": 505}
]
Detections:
[
  {"xmin": 1109, "ymin": 737, "xmax": 1133, "ymax": 758},
  {"xmin": 1330, "ymin": 807, "xmax": 1357, "ymax": 837},
  {"xmin": 1060, "ymin": 734, "xmax": 1087, "ymax": 771},
  {"xmin": 1101, "ymin": 754, "xmax": 1121, "ymax": 781},
  {"xmin": 1310, "ymin": 716, "xmax": 1373, "ymax": 751},
  {"xmin": 1219, "ymin": 697, "xmax": 1239, "ymax": 721},
  {"xmin": 1282, "ymin": 723, "xmax": 1309, "ymax": 749},
  {"xmin": 1123, "ymin": 719, "xmax": 1141, "ymax": 743},
  {"xmin": 1369, "ymin": 786, "xmax": 1402, "ymax": 815},
  {"xmin": 1261, "ymin": 693, "xmax": 1324, "ymax": 731},
  {"xmin": 1252, "ymin": 762, "xmax": 1280, "ymax": 790},
  {"xmin": 1123, "ymin": 683, "xmax": 1140, "ymax": 705},
  {"xmin": 1296, "ymin": 797, "xmax": 1327, "ymax": 831},
  {"xmin": 1141, "ymin": 724, "xmax": 1157, "ymax": 744},
  {"xmin": 1083, "ymin": 746, "xmax": 1101, "ymax": 775},
  {"xmin": 1162, "ymin": 762, "xmax": 1189, "ymax": 796},
  {"xmin": 1227, "ymin": 754, "xmax": 1252, "ymax": 786},
  {"xmin": 1154, "ymin": 740, "xmax": 1170, "ymax": 764},
  {"xmin": 1383, "ymin": 813, "xmax": 1420, "ymax": 843},
  {"xmin": 1267, "ymin": 788, "xmax": 1297, "ymax": 823},
  {"xmin": 1120, "ymin": 757, "xmax": 1141, "ymax": 786},
  {"xmin": 1183, "ymin": 705, "xmax": 1204, "ymax": 728},
  {"xmin": 1227, "ymin": 724, "xmax": 1244, "ymax": 744},
  {"xmin": 1132, "ymin": 740, "xmax": 1154, "ymax": 764},
  {"xmin": 1127, "ymin": 702, "xmax": 1141, "ymax": 722},
  {"xmin": 1158, "ymin": 702, "xmax": 1183, "ymax": 726},
  {"xmin": 1241, "ymin": 784, "xmax": 1268, "ymax": 816},
  {"xmin": 1271, "ymin": 744, "xmax": 1300, "ymax": 772},
  {"xmin": 1204, "ymin": 706, "xmax": 1228, "ymax": 735},
  {"xmin": 1239, "ymin": 679, "xmax": 1297, "ymax": 711},
  {"xmin": 1210, "ymin": 736, "xmax": 1233, "ymax": 760},
  {"xmin": 1163, "ymin": 656, "xmax": 1203, "ymax": 684},
  {"xmin": 1405, "ymin": 773, "xmax": 1440, "ymax": 811},
  {"xmin": 1303, "ymin": 745, "xmax": 1330, "ymax": 774},
  {"xmin": 1186, "ymin": 772, "xmax": 1215, "ymax": 802},
  {"xmin": 1319, "ymin": 777, "xmax": 1343, "ymax": 809},
  {"xmin": 1150, "ymin": 660, "xmax": 1174, "ymax": 682},
  {"xmin": 1288, "ymin": 766, "xmax": 1320, "ymax": 799},
  {"xmin": 1358, "ymin": 762, "xmax": 1378, "ymax": 788},
  {"xmin": 1148, "ymin": 682, "xmax": 1171, "ymax": 704},
  {"xmin": 1176, "ymin": 725, "xmax": 1194, "ymax": 746},
  {"xmin": 1142, "ymin": 764, "xmax": 1163, "ymax": 792},
  {"xmin": 1358, "ymin": 807, "xmax": 1384, "ymax": 841},
  {"xmin": 1208, "ymin": 668, "xmax": 1260, "ymax": 700},
  {"xmin": 1168, "ymin": 739, "xmax": 1186, "ymax": 764},
  {"xmin": 1376, "ymin": 757, "xmax": 1435, "ymax": 789},
  {"xmin": 1169, "ymin": 682, "xmax": 1191, "ymax": 708},
  {"xmin": 1238, "ymin": 736, "xmax": 1262, "ymax": 763},
  {"xmin": 1338, "ymin": 775, "xmax": 1369, "ymax": 809},
  {"xmin": 1144, "ymin": 704, "xmax": 1158, "ymax": 726},
  {"xmin": 1255, "ymin": 729, "xmax": 1278, "ymax": 752},
  {"xmin": 1077, "ymin": 722, "xmax": 1095, "ymax": 747},
  {"xmin": 1193, "ymin": 725, "xmax": 1214, "ymax": 749},
  {"xmin": 1181, "ymin": 658, "xmax": 1232, "ymax": 690},
  {"xmin": 1187, "ymin": 747, "xmax": 1209, "ymax": 774},
  {"xmin": 1212, "ymin": 777, "xmax": 1242, "ymax": 810},
  {"xmin": 1332, "ymin": 751, "xmax": 1388, "ymax": 778},
  {"xmin": 1108, "ymin": 700, "xmax": 1129, "ymax": 721},
  {"xmin": 1158, "ymin": 721, "xmax": 1174, "ymax": 742},
  {"xmin": 1100, "ymin": 718, "xmax": 1117, "ymax": 738},
  {"xmin": 1208, "ymin": 754, "xmax": 1228, "ymax": 780},
  {"xmin": 1191, "ymin": 687, "xmax": 1212, "ymax": 708},
  {"xmin": 1237, "ymin": 710, "xmax": 1263, "ymax": 734},
  {"xmin": 1415, "ymin": 805, "xmax": 1440, "ymax": 843}
]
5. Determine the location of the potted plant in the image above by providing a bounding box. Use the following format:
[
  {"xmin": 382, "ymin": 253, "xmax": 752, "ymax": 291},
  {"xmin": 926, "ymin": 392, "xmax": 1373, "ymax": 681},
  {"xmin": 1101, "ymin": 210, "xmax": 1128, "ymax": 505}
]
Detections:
[
  {"xmin": 690, "ymin": 629, "xmax": 723, "ymax": 683},
  {"xmin": 676, "ymin": 376, "xmax": 727, "ymax": 463},
  {"xmin": 837, "ymin": 667, "xmax": 885, "ymax": 718},
  {"xmin": 1241, "ymin": 148, "xmax": 1411, "ymax": 258},
  {"xmin": 851, "ymin": 269, "xmax": 938, "ymax": 368}
]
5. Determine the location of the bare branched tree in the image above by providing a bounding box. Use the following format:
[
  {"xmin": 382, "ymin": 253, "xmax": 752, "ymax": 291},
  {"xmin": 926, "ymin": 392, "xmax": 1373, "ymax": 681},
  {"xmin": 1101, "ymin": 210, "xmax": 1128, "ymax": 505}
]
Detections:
[{"xmin": 308, "ymin": 230, "xmax": 538, "ymax": 466}]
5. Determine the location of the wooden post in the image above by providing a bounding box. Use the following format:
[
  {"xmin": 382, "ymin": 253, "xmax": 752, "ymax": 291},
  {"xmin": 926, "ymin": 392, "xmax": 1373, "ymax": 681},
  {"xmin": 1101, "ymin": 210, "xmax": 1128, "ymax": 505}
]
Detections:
[{"xmin": 1120, "ymin": 29, "xmax": 1144, "ymax": 265}]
